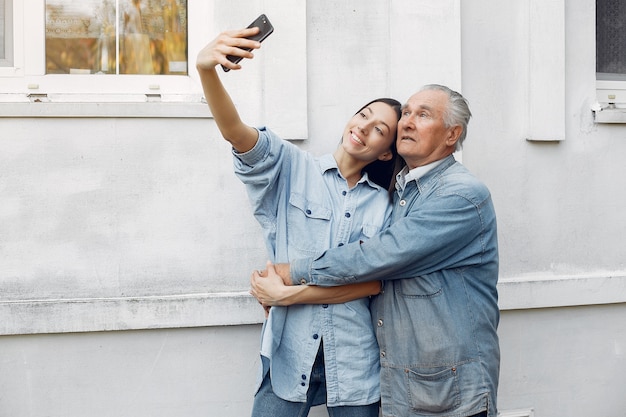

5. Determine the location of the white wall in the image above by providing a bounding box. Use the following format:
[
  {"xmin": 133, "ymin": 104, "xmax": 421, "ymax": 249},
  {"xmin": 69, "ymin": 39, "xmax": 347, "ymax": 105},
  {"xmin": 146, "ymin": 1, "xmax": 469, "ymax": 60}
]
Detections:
[
  {"xmin": 0, "ymin": 325, "xmax": 262, "ymax": 417},
  {"xmin": 498, "ymin": 304, "xmax": 626, "ymax": 417},
  {"xmin": 1, "ymin": 0, "xmax": 625, "ymax": 416},
  {"xmin": 461, "ymin": 0, "xmax": 626, "ymax": 415},
  {"xmin": 462, "ymin": 0, "xmax": 626, "ymax": 277}
]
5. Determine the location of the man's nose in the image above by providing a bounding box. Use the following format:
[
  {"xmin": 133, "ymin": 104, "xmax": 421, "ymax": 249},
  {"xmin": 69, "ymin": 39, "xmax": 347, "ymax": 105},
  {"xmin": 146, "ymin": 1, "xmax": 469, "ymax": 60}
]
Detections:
[{"xmin": 400, "ymin": 117, "xmax": 415, "ymax": 130}]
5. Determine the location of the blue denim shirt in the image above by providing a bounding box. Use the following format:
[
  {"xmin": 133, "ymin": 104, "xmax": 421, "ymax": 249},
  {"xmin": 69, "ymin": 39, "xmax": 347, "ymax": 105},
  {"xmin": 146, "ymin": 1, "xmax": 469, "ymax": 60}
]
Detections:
[
  {"xmin": 291, "ymin": 155, "xmax": 500, "ymax": 417},
  {"xmin": 233, "ymin": 127, "xmax": 392, "ymax": 406}
]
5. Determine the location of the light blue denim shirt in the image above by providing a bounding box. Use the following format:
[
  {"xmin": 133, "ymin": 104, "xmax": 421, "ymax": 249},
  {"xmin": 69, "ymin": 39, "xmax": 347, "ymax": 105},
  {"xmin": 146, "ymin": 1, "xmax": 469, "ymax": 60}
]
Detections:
[
  {"xmin": 291, "ymin": 155, "xmax": 500, "ymax": 417},
  {"xmin": 233, "ymin": 127, "xmax": 392, "ymax": 406}
]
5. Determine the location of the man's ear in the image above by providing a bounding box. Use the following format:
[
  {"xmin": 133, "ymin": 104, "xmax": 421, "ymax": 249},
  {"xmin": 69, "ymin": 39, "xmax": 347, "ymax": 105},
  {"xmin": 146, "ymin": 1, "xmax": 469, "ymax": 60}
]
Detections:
[
  {"xmin": 377, "ymin": 150, "xmax": 393, "ymax": 162},
  {"xmin": 446, "ymin": 125, "xmax": 462, "ymax": 147}
]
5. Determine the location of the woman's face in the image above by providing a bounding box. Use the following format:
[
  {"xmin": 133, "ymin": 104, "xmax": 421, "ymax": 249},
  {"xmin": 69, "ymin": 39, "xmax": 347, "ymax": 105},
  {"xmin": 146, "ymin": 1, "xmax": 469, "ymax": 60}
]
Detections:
[{"xmin": 341, "ymin": 101, "xmax": 398, "ymax": 163}]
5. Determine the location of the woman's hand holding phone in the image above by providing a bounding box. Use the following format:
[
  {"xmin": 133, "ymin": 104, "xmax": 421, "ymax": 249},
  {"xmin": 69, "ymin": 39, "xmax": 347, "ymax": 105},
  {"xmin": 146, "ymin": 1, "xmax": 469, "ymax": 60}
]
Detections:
[
  {"xmin": 196, "ymin": 27, "xmax": 262, "ymax": 72},
  {"xmin": 196, "ymin": 14, "xmax": 274, "ymax": 73}
]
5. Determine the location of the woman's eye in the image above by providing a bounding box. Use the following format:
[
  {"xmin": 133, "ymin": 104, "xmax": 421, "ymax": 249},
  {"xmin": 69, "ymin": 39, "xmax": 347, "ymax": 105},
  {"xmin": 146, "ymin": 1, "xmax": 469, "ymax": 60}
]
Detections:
[
  {"xmin": 359, "ymin": 112, "xmax": 367, "ymax": 118},
  {"xmin": 375, "ymin": 127, "xmax": 384, "ymax": 134}
]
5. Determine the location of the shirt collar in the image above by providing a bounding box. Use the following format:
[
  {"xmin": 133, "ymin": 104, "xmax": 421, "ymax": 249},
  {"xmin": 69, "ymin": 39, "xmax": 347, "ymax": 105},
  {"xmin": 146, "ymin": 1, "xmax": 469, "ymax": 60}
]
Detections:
[
  {"xmin": 319, "ymin": 154, "xmax": 380, "ymax": 190},
  {"xmin": 396, "ymin": 158, "xmax": 447, "ymax": 191},
  {"xmin": 319, "ymin": 154, "xmax": 338, "ymax": 173}
]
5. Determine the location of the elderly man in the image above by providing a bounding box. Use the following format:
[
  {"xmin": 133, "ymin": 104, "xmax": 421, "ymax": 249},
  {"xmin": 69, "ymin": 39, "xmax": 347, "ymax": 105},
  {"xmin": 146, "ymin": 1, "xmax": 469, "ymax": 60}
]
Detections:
[{"xmin": 251, "ymin": 84, "xmax": 500, "ymax": 417}]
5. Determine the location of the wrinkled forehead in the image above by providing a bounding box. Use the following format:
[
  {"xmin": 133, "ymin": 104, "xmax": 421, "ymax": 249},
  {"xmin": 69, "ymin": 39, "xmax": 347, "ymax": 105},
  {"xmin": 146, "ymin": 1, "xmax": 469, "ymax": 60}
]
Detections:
[{"xmin": 403, "ymin": 89, "xmax": 448, "ymax": 113}]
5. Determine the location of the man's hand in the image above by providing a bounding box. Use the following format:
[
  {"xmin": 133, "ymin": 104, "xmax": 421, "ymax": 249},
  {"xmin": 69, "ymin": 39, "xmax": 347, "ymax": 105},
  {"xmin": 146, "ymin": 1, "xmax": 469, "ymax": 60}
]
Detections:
[
  {"xmin": 251, "ymin": 261, "xmax": 382, "ymax": 308},
  {"xmin": 255, "ymin": 262, "xmax": 291, "ymax": 285},
  {"xmin": 250, "ymin": 261, "xmax": 302, "ymax": 307},
  {"xmin": 272, "ymin": 263, "xmax": 292, "ymax": 285}
]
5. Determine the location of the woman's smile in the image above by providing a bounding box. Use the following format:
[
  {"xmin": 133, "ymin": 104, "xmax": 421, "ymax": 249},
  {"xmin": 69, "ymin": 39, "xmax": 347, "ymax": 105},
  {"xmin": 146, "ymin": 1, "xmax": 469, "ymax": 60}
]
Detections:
[{"xmin": 350, "ymin": 131, "xmax": 365, "ymax": 146}]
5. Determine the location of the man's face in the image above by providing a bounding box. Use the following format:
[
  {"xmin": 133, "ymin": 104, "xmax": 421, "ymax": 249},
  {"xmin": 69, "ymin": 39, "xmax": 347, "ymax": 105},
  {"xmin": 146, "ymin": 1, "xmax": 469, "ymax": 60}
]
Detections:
[{"xmin": 396, "ymin": 89, "xmax": 459, "ymax": 169}]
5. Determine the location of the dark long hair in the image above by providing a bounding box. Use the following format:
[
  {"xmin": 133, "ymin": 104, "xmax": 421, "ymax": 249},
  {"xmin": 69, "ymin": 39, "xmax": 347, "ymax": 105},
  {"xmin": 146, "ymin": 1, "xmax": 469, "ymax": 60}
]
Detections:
[{"xmin": 357, "ymin": 98, "xmax": 402, "ymax": 199}]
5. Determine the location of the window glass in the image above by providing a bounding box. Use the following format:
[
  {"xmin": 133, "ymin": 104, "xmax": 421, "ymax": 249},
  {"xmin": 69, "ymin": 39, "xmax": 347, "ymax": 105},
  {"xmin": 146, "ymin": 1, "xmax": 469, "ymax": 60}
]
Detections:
[
  {"xmin": 0, "ymin": 0, "xmax": 5, "ymax": 59},
  {"xmin": 0, "ymin": 0, "xmax": 11, "ymax": 66},
  {"xmin": 45, "ymin": 0, "xmax": 187, "ymax": 75},
  {"xmin": 597, "ymin": 0, "xmax": 626, "ymax": 80}
]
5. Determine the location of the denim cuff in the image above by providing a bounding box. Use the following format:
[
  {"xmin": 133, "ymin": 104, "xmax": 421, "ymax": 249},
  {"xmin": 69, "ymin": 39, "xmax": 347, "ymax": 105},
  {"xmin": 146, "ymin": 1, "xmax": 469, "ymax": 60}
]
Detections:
[{"xmin": 290, "ymin": 257, "xmax": 314, "ymax": 285}]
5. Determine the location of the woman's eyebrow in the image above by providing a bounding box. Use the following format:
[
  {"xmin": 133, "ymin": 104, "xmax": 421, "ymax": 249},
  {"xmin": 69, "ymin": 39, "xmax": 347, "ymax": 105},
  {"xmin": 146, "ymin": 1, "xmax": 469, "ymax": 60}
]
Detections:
[{"xmin": 364, "ymin": 106, "xmax": 391, "ymax": 131}]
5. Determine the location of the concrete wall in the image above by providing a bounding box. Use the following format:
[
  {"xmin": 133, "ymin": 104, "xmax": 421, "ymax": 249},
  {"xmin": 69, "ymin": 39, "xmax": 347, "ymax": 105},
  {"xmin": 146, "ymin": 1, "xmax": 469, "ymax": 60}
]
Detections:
[{"xmin": 1, "ymin": 1, "xmax": 625, "ymax": 416}]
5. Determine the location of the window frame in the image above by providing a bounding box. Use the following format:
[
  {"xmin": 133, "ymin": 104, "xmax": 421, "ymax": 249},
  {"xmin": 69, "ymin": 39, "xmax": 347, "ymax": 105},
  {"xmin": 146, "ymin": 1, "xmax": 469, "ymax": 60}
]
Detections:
[
  {"xmin": 0, "ymin": 0, "xmax": 204, "ymax": 95},
  {"xmin": 0, "ymin": 0, "xmax": 308, "ymax": 138},
  {"xmin": 0, "ymin": 0, "xmax": 15, "ymax": 70},
  {"xmin": 594, "ymin": 0, "xmax": 626, "ymax": 122},
  {"xmin": 595, "ymin": 0, "xmax": 626, "ymax": 106}
]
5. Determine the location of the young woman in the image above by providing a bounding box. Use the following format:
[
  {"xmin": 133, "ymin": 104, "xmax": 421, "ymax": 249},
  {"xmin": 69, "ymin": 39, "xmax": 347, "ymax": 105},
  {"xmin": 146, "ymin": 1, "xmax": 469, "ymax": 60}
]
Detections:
[{"xmin": 196, "ymin": 26, "xmax": 401, "ymax": 417}]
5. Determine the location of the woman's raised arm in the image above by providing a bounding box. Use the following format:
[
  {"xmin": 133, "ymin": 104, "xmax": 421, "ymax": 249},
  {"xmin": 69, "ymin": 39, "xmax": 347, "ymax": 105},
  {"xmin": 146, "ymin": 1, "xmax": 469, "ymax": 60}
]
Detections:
[{"xmin": 196, "ymin": 28, "xmax": 262, "ymax": 153}]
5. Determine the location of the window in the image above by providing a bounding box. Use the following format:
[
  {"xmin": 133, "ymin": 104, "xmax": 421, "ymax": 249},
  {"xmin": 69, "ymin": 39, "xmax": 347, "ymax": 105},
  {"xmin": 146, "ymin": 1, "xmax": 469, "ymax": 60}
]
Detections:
[
  {"xmin": 0, "ymin": 0, "xmax": 201, "ymax": 96},
  {"xmin": 596, "ymin": 0, "xmax": 626, "ymax": 106},
  {"xmin": 45, "ymin": 0, "xmax": 187, "ymax": 75},
  {"xmin": 0, "ymin": 0, "xmax": 13, "ymax": 67},
  {"xmin": 597, "ymin": 0, "xmax": 626, "ymax": 81},
  {"xmin": 0, "ymin": 1, "xmax": 307, "ymax": 138}
]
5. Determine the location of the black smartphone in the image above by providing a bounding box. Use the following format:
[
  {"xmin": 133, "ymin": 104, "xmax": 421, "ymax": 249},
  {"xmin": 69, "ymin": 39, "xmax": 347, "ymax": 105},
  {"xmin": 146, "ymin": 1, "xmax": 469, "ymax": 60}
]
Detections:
[{"xmin": 222, "ymin": 14, "xmax": 274, "ymax": 72}]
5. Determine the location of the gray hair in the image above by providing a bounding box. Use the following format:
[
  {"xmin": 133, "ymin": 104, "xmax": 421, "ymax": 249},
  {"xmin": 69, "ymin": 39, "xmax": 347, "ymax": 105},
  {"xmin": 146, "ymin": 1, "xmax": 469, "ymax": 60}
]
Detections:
[{"xmin": 420, "ymin": 84, "xmax": 472, "ymax": 151}]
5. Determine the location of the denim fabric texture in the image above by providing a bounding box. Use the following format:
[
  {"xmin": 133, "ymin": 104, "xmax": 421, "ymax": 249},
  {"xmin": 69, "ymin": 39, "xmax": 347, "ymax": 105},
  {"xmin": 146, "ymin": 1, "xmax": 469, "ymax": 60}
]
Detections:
[
  {"xmin": 233, "ymin": 127, "xmax": 391, "ymax": 407},
  {"xmin": 251, "ymin": 346, "xmax": 380, "ymax": 417},
  {"xmin": 291, "ymin": 155, "xmax": 500, "ymax": 417}
]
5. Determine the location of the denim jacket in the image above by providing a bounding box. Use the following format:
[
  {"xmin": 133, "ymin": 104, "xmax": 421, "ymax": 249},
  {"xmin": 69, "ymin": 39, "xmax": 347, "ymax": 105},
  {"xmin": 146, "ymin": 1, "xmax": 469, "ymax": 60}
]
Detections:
[
  {"xmin": 291, "ymin": 155, "xmax": 500, "ymax": 417},
  {"xmin": 233, "ymin": 127, "xmax": 392, "ymax": 406}
]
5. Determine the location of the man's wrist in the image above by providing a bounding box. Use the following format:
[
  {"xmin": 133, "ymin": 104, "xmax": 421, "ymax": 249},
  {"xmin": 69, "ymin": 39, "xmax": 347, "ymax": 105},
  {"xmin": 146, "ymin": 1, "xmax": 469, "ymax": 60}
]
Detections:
[{"xmin": 274, "ymin": 263, "xmax": 292, "ymax": 286}]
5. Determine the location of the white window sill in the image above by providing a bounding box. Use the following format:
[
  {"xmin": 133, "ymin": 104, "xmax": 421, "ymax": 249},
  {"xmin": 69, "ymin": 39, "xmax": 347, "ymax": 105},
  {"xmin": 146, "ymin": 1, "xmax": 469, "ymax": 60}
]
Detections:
[
  {"xmin": 0, "ymin": 94, "xmax": 210, "ymax": 118},
  {"xmin": 592, "ymin": 105, "xmax": 626, "ymax": 124}
]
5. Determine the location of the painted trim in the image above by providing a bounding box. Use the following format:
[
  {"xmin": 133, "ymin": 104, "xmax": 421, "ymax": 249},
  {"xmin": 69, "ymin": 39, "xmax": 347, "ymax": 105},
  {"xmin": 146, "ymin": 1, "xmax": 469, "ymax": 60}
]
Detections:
[
  {"xmin": 497, "ymin": 273, "xmax": 626, "ymax": 310},
  {"xmin": 2, "ymin": 274, "xmax": 625, "ymax": 335},
  {"xmin": 0, "ymin": 101, "xmax": 210, "ymax": 118},
  {"xmin": 526, "ymin": 0, "xmax": 565, "ymax": 141},
  {"xmin": 1, "ymin": 292, "xmax": 262, "ymax": 336}
]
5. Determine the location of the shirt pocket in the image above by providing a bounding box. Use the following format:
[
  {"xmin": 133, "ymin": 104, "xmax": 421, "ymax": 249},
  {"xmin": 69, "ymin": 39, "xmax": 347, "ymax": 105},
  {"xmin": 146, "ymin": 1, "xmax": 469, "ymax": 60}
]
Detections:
[
  {"xmin": 287, "ymin": 192, "xmax": 332, "ymax": 257},
  {"xmin": 396, "ymin": 274, "xmax": 443, "ymax": 298},
  {"xmin": 406, "ymin": 365, "xmax": 461, "ymax": 414}
]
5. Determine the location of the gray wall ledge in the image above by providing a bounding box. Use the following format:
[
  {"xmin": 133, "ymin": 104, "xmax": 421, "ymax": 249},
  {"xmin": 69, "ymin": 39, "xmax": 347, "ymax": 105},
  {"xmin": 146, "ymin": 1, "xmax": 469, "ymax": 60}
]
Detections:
[{"xmin": 2, "ymin": 273, "xmax": 625, "ymax": 335}]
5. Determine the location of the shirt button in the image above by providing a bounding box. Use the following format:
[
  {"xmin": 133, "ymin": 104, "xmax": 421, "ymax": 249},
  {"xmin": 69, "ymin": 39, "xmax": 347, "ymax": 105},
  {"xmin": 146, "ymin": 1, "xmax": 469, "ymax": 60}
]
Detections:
[
  {"xmin": 322, "ymin": 304, "xmax": 328, "ymax": 308},
  {"xmin": 301, "ymin": 374, "xmax": 307, "ymax": 380},
  {"xmin": 305, "ymin": 209, "xmax": 312, "ymax": 215},
  {"xmin": 377, "ymin": 319, "xmax": 383, "ymax": 327},
  {"xmin": 345, "ymin": 212, "xmax": 351, "ymax": 218},
  {"xmin": 300, "ymin": 278, "xmax": 307, "ymax": 285},
  {"xmin": 313, "ymin": 334, "xmax": 319, "ymax": 340},
  {"xmin": 342, "ymin": 191, "xmax": 347, "ymax": 196},
  {"xmin": 399, "ymin": 200, "xmax": 406, "ymax": 206},
  {"xmin": 301, "ymin": 382, "xmax": 306, "ymax": 386},
  {"xmin": 380, "ymin": 351, "xmax": 386, "ymax": 357},
  {"xmin": 338, "ymin": 243, "xmax": 344, "ymax": 247}
]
